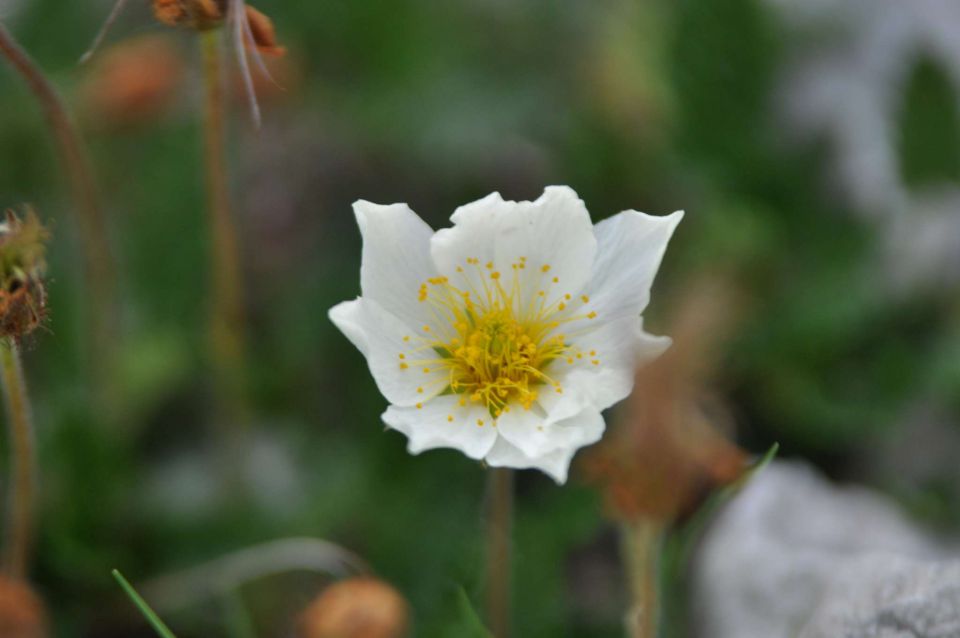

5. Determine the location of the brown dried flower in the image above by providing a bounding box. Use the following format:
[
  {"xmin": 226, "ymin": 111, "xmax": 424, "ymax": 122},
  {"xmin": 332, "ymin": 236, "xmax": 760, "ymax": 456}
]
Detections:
[
  {"xmin": 0, "ymin": 209, "xmax": 49, "ymax": 340},
  {"xmin": 583, "ymin": 276, "xmax": 748, "ymax": 522},
  {"xmin": 0, "ymin": 577, "xmax": 48, "ymax": 638},
  {"xmin": 298, "ymin": 577, "xmax": 410, "ymax": 638}
]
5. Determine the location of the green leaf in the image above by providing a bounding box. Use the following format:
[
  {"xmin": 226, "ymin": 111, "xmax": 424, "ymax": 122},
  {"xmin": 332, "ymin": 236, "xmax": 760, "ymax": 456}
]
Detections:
[
  {"xmin": 453, "ymin": 587, "xmax": 493, "ymax": 638},
  {"xmin": 112, "ymin": 569, "xmax": 178, "ymax": 638}
]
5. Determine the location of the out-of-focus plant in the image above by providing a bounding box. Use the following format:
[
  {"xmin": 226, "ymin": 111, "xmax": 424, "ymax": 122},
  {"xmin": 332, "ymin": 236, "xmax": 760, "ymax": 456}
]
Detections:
[
  {"xmin": 0, "ymin": 23, "xmax": 116, "ymax": 408},
  {"xmin": 585, "ymin": 275, "xmax": 752, "ymax": 637},
  {"xmin": 0, "ymin": 209, "xmax": 48, "ymax": 580},
  {"xmin": 83, "ymin": 0, "xmax": 287, "ymax": 481}
]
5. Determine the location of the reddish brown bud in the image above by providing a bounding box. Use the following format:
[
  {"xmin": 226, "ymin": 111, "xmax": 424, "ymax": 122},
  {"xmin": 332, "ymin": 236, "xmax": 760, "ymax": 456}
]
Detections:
[
  {"xmin": 244, "ymin": 5, "xmax": 286, "ymax": 57},
  {"xmin": 298, "ymin": 577, "xmax": 410, "ymax": 638},
  {"xmin": 0, "ymin": 577, "xmax": 48, "ymax": 638}
]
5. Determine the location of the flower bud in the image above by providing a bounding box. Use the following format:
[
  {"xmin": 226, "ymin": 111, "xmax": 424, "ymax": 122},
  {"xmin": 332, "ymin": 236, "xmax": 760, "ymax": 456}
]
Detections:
[
  {"xmin": 0, "ymin": 577, "xmax": 48, "ymax": 638},
  {"xmin": 298, "ymin": 577, "xmax": 409, "ymax": 638}
]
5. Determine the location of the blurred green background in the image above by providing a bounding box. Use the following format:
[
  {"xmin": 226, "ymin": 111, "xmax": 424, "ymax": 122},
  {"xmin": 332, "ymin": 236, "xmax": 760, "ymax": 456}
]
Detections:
[{"xmin": 1, "ymin": 0, "xmax": 959, "ymax": 635}]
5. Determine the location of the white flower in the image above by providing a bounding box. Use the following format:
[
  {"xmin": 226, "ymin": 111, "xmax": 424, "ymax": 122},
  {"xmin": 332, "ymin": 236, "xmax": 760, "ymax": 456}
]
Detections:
[{"xmin": 329, "ymin": 186, "xmax": 682, "ymax": 483}]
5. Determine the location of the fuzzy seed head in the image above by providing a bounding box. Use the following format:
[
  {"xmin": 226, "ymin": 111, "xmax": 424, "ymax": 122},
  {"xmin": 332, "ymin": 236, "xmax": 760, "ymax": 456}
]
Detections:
[{"xmin": 0, "ymin": 209, "xmax": 48, "ymax": 339}]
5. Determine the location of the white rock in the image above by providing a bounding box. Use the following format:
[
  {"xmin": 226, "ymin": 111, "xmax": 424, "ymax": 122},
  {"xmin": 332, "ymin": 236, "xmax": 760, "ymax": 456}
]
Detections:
[
  {"xmin": 799, "ymin": 556, "xmax": 960, "ymax": 638},
  {"xmin": 692, "ymin": 461, "xmax": 950, "ymax": 638}
]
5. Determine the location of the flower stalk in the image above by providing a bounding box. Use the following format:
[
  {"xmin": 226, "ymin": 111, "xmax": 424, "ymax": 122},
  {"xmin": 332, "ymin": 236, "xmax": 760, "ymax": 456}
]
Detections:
[
  {"xmin": 486, "ymin": 467, "xmax": 513, "ymax": 638},
  {"xmin": 200, "ymin": 28, "xmax": 248, "ymax": 440},
  {"xmin": 0, "ymin": 338, "xmax": 36, "ymax": 579},
  {"xmin": 621, "ymin": 518, "xmax": 664, "ymax": 638},
  {"xmin": 0, "ymin": 22, "xmax": 115, "ymax": 397}
]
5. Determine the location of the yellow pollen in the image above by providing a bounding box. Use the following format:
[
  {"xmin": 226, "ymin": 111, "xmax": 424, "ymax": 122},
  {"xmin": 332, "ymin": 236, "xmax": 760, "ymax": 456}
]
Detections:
[
  {"xmin": 581, "ymin": 295, "xmax": 590, "ymax": 303},
  {"xmin": 409, "ymin": 269, "xmax": 581, "ymax": 418},
  {"xmin": 589, "ymin": 350, "xmax": 596, "ymax": 356},
  {"xmin": 399, "ymin": 354, "xmax": 405, "ymax": 359},
  {"xmin": 541, "ymin": 264, "xmax": 551, "ymax": 272},
  {"xmin": 591, "ymin": 359, "xmax": 599, "ymax": 365},
  {"xmin": 403, "ymin": 336, "xmax": 410, "ymax": 342},
  {"xmin": 416, "ymin": 402, "xmax": 423, "ymax": 409},
  {"xmin": 587, "ymin": 311, "xmax": 597, "ymax": 319},
  {"xmin": 477, "ymin": 419, "xmax": 484, "ymax": 426},
  {"xmin": 417, "ymin": 387, "xmax": 423, "ymax": 393},
  {"xmin": 399, "ymin": 363, "xmax": 408, "ymax": 370},
  {"xmin": 447, "ymin": 415, "xmax": 454, "ymax": 422}
]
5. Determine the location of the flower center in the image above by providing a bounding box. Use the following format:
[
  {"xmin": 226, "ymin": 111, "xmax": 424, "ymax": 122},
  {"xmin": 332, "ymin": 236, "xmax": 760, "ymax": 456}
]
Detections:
[{"xmin": 400, "ymin": 257, "xmax": 600, "ymax": 421}]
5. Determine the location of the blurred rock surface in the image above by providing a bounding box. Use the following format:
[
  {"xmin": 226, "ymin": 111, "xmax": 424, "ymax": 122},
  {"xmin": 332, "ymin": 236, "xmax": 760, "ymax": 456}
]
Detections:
[
  {"xmin": 798, "ymin": 556, "xmax": 960, "ymax": 638},
  {"xmin": 693, "ymin": 460, "xmax": 956, "ymax": 638}
]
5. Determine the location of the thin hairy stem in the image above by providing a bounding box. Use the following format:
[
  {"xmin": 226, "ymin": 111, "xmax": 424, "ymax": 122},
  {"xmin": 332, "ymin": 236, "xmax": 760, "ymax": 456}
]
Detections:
[
  {"xmin": 0, "ymin": 338, "xmax": 36, "ymax": 579},
  {"xmin": 486, "ymin": 468, "xmax": 514, "ymax": 637},
  {"xmin": 200, "ymin": 29, "xmax": 248, "ymax": 449},
  {"xmin": 621, "ymin": 519, "xmax": 664, "ymax": 638},
  {"xmin": 0, "ymin": 22, "xmax": 116, "ymax": 403}
]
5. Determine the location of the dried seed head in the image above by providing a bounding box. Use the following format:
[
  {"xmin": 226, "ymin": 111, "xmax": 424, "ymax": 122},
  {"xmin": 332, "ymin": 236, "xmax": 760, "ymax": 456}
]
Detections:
[
  {"xmin": 152, "ymin": 0, "xmax": 226, "ymax": 31},
  {"xmin": 0, "ymin": 577, "xmax": 48, "ymax": 638},
  {"xmin": 298, "ymin": 577, "xmax": 410, "ymax": 638},
  {"xmin": 0, "ymin": 209, "xmax": 49, "ymax": 340}
]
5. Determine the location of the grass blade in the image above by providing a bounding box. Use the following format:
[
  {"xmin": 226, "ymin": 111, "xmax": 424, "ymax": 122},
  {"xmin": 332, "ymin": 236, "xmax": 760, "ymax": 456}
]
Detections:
[{"xmin": 112, "ymin": 569, "xmax": 178, "ymax": 638}]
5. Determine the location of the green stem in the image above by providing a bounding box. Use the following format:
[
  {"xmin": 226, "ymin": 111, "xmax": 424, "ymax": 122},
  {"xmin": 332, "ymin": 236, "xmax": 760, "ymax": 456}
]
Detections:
[
  {"xmin": 621, "ymin": 519, "xmax": 664, "ymax": 638},
  {"xmin": 200, "ymin": 30, "xmax": 247, "ymax": 443},
  {"xmin": 486, "ymin": 468, "xmax": 513, "ymax": 637},
  {"xmin": 0, "ymin": 22, "xmax": 116, "ymax": 399},
  {"xmin": 0, "ymin": 338, "xmax": 35, "ymax": 579}
]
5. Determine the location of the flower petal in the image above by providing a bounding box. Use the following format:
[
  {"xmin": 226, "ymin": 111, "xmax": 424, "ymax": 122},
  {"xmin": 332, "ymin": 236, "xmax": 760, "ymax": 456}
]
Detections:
[
  {"xmin": 493, "ymin": 186, "xmax": 597, "ymax": 309},
  {"xmin": 429, "ymin": 188, "xmax": 597, "ymax": 312},
  {"xmin": 383, "ymin": 395, "xmax": 498, "ymax": 460},
  {"xmin": 329, "ymin": 298, "xmax": 448, "ymax": 407},
  {"xmin": 355, "ymin": 200, "xmax": 439, "ymax": 331},
  {"xmin": 484, "ymin": 418, "xmax": 598, "ymax": 484},
  {"xmin": 496, "ymin": 404, "xmax": 605, "ymax": 461},
  {"xmin": 587, "ymin": 209, "xmax": 683, "ymax": 322},
  {"xmin": 430, "ymin": 192, "xmax": 505, "ymax": 292},
  {"xmin": 540, "ymin": 317, "xmax": 671, "ymax": 413}
]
